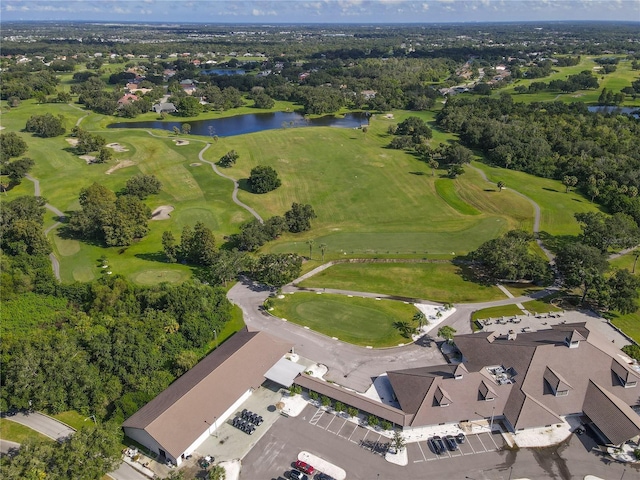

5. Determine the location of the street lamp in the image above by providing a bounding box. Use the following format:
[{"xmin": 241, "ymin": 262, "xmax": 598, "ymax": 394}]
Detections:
[{"xmin": 490, "ymin": 405, "xmax": 495, "ymax": 431}]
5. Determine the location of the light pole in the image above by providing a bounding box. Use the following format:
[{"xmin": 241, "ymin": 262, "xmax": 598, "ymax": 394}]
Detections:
[
  {"xmin": 490, "ymin": 405, "xmax": 495, "ymax": 431},
  {"xmin": 213, "ymin": 416, "xmax": 218, "ymax": 438}
]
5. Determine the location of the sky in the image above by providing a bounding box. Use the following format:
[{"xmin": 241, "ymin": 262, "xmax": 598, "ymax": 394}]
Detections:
[{"xmin": 1, "ymin": 0, "xmax": 639, "ymax": 24}]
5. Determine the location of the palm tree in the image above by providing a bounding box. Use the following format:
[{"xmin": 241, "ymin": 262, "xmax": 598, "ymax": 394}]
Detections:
[
  {"xmin": 319, "ymin": 243, "xmax": 327, "ymax": 262},
  {"xmin": 497, "ymin": 181, "xmax": 505, "ymax": 192},
  {"xmin": 306, "ymin": 239, "xmax": 315, "ymax": 259},
  {"xmin": 413, "ymin": 311, "xmax": 428, "ymax": 329},
  {"xmin": 633, "ymin": 250, "xmax": 640, "ymax": 274}
]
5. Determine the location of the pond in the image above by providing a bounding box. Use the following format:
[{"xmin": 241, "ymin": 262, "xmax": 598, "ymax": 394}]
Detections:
[
  {"xmin": 108, "ymin": 111, "xmax": 370, "ymax": 137},
  {"xmin": 588, "ymin": 106, "xmax": 640, "ymax": 118},
  {"xmin": 201, "ymin": 69, "xmax": 246, "ymax": 76}
]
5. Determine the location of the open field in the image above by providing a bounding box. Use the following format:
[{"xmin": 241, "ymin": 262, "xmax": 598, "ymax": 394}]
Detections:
[
  {"xmin": 298, "ymin": 262, "xmax": 506, "ymax": 303},
  {"xmin": 270, "ymin": 292, "xmax": 419, "ymax": 347},
  {"xmin": 472, "ymin": 161, "xmax": 601, "ymax": 237}
]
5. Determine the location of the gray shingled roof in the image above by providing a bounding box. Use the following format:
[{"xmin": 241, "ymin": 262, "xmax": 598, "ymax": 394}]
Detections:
[
  {"xmin": 123, "ymin": 328, "xmax": 291, "ymax": 459},
  {"xmin": 583, "ymin": 381, "xmax": 640, "ymax": 445}
]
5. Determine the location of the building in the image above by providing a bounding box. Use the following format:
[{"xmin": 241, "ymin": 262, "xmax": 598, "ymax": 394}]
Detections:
[
  {"xmin": 294, "ymin": 323, "xmax": 640, "ymax": 446},
  {"xmin": 123, "ymin": 329, "xmax": 295, "ymax": 466},
  {"xmin": 152, "ymin": 103, "xmax": 177, "ymax": 114}
]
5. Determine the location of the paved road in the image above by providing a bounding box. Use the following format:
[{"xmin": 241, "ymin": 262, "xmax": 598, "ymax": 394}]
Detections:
[
  {"xmin": 108, "ymin": 462, "xmax": 151, "ymax": 480},
  {"xmin": 198, "ymin": 142, "xmax": 264, "ymax": 223},
  {"xmin": 0, "ymin": 439, "xmax": 20, "ymax": 455},
  {"xmin": 7, "ymin": 412, "xmax": 75, "ymax": 441}
]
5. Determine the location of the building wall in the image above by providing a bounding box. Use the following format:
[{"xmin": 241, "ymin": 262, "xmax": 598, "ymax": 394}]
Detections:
[
  {"xmin": 182, "ymin": 388, "xmax": 254, "ymax": 459},
  {"xmin": 123, "ymin": 427, "xmax": 170, "ymax": 462}
]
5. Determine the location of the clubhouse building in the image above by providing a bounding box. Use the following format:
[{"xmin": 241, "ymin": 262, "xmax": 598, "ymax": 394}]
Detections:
[{"xmin": 123, "ymin": 323, "xmax": 640, "ymax": 466}]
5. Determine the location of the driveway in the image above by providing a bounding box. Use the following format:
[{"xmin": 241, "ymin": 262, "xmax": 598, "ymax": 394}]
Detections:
[
  {"xmin": 227, "ymin": 277, "xmax": 448, "ymax": 392},
  {"xmin": 7, "ymin": 412, "xmax": 75, "ymax": 441}
]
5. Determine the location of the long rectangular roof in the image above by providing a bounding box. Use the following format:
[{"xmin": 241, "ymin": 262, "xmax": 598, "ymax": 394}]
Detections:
[{"xmin": 123, "ymin": 328, "xmax": 291, "ymax": 458}]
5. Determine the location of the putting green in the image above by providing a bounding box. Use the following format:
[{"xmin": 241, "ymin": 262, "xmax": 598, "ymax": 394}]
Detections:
[
  {"xmin": 53, "ymin": 236, "xmax": 81, "ymax": 256},
  {"xmin": 73, "ymin": 266, "xmax": 96, "ymax": 282},
  {"xmin": 271, "ymin": 292, "xmax": 418, "ymax": 347}
]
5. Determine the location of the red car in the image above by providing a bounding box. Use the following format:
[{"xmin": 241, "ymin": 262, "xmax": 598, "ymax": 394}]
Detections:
[{"xmin": 294, "ymin": 460, "xmax": 315, "ymax": 475}]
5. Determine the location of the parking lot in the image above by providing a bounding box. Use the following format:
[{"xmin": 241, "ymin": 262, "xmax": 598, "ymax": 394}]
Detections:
[
  {"xmin": 408, "ymin": 431, "xmax": 506, "ymax": 463},
  {"xmin": 308, "ymin": 407, "xmax": 390, "ymax": 456}
]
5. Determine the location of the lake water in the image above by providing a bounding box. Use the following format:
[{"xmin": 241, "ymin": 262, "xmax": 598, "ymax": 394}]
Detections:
[
  {"xmin": 108, "ymin": 111, "xmax": 370, "ymax": 137},
  {"xmin": 588, "ymin": 106, "xmax": 640, "ymax": 118},
  {"xmin": 201, "ymin": 69, "xmax": 246, "ymax": 76}
]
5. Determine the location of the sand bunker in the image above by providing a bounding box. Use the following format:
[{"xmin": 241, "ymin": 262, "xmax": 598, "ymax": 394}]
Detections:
[
  {"xmin": 384, "ymin": 113, "xmax": 394, "ymax": 119},
  {"xmin": 66, "ymin": 138, "xmax": 79, "ymax": 146},
  {"xmin": 173, "ymin": 139, "xmax": 190, "ymax": 146},
  {"xmin": 106, "ymin": 142, "xmax": 129, "ymax": 152},
  {"xmin": 79, "ymin": 155, "xmax": 96, "ymax": 164},
  {"xmin": 190, "ymin": 162, "xmax": 202, "ymax": 167},
  {"xmin": 151, "ymin": 205, "xmax": 174, "ymax": 220},
  {"xmin": 105, "ymin": 160, "xmax": 135, "ymax": 174}
]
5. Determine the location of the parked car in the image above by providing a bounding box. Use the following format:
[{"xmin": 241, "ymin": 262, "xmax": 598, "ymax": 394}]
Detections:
[
  {"xmin": 445, "ymin": 435, "xmax": 458, "ymax": 451},
  {"xmin": 289, "ymin": 470, "xmax": 309, "ymax": 480},
  {"xmin": 456, "ymin": 433, "xmax": 466, "ymax": 444},
  {"xmin": 315, "ymin": 474, "xmax": 336, "ymax": 480},
  {"xmin": 429, "ymin": 436, "xmax": 444, "ymax": 454},
  {"xmin": 294, "ymin": 460, "xmax": 315, "ymax": 475},
  {"xmin": 434, "ymin": 436, "xmax": 446, "ymax": 453}
]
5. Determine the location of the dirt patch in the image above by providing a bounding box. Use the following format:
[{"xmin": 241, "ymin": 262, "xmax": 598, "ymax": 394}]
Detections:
[
  {"xmin": 105, "ymin": 159, "xmax": 135, "ymax": 174},
  {"xmin": 190, "ymin": 162, "xmax": 202, "ymax": 167},
  {"xmin": 384, "ymin": 113, "xmax": 394, "ymax": 119},
  {"xmin": 66, "ymin": 138, "xmax": 79, "ymax": 146},
  {"xmin": 174, "ymin": 139, "xmax": 190, "ymax": 146},
  {"xmin": 79, "ymin": 155, "xmax": 96, "ymax": 164},
  {"xmin": 106, "ymin": 142, "xmax": 129, "ymax": 152},
  {"xmin": 151, "ymin": 205, "xmax": 174, "ymax": 220}
]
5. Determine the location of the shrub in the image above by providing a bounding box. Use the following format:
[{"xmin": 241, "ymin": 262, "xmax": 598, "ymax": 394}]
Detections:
[
  {"xmin": 321, "ymin": 395, "xmax": 332, "ymax": 408},
  {"xmin": 308, "ymin": 391, "xmax": 319, "ymax": 401},
  {"xmin": 367, "ymin": 415, "xmax": 379, "ymax": 427},
  {"xmin": 347, "ymin": 407, "xmax": 359, "ymax": 418},
  {"xmin": 334, "ymin": 401, "xmax": 345, "ymax": 413},
  {"xmin": 381, "ymin": 420, "xmax": 392, "ymax": 431}
]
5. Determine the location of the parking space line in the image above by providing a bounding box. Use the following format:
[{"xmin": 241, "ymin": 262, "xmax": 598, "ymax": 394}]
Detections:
[
  {"xmin": 347, "ymin": 425, "xmax": 360, "ymax": 443},
  {"xmin": 309, "ymin": 409, "xmax": 324, "ymax": 426},
  {"xmin": 488, "ymin": 433, "xmax": 501, "ymax": 450},
  {"xmin": 325, "ymin": 414, "xmax": 337, "ymax": 430},
  {"xmin": 416, "ymin": 441, "xmax": 427, "ymax": 461},
  {"xmin": 467, "ymin": 438, "xmax": 477, "ymax": 454},
  {"xmin": 336, "ymin": 419, "xmax": 350, "ymax": 438},
  {"xmin": 476, "ymin": 434, "xmax": 487, "ymax": 452}
]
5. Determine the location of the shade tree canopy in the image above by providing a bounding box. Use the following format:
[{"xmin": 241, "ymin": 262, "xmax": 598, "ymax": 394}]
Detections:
[
  {"xmin": 248, "ymin": 165, "xmax": 281, "ymax": 194},
  {"xmin": 25, "ymin": 113, "xmax": 65, "ymax": 138},
  {"xmin": 0, "ymin": 132, "xmax": 28, "ymax": 162},
  {"xmin": 124, "ymin": 174, "xmax": 163, "ymax": 199},
  {"xmin": 285, "ymin": 202, "xmax": 317, "ymax": 233}
]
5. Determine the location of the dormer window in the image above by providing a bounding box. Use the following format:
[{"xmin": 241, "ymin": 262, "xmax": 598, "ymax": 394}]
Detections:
[
  {"xmin": 434, "ymin": 386, "xmax": 452, "ymax": 407},
  {"xmin": 612, "ymin": 359, "xmax": 639, "ymax": 388},
  {"xmin": 543, "ymin": 366, "xmax": 573, "ymax": 397},
  {"xmin": 564, "ymin": 330, "xmax": 586, "ymax": 348},
  {"xmin": 479, "ymin": 380, "xmax": 498, "ymax": 402}
]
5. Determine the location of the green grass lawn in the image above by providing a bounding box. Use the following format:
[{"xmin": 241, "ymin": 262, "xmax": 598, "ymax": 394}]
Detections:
[
  {"xmin": 0, "ymin": 418, "xmax": 53, "ymax": 443},
  {"xmin": 472, "ymin": 304, "xmax": 522, "ymax": 320},
  {"xmin": 298, "ymin": 262, "xmax": 506, "ymax": 303},
  {"xmin": 52, "ymin": 411, "xmax": 85, "ymax": 431},
  {"xmin": 270, "ymin": 292, "xmax": 419, "ymax": 347},
  {"xmin": 473, "ymin": 161, "xmax": 601, "ymax": 238}
]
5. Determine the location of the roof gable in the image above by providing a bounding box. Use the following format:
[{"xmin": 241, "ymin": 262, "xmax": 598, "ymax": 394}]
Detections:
[
  {"xmin": 583, "ymin": 380, "xmax": 640, "ymax": 445},
  {"xmin": 543, "ymin": 366, "xmax": 573, "ymax": 394}
]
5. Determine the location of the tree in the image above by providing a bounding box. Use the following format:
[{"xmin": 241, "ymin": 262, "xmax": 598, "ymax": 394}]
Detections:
[
  {"xmin": 607, "ymin": 269, "xmax": 640, "ymax": 314},
  {"xmin": 347, "ymin": 407, "xmax": 359, "ymax": 418},
  {"xmin": 334, "ymin": 401, "xmax": 345, "ymax": 413},
  {"xmin": 162, "ymin": 231, "xmax": 178, "ymax": 263},
  {"xmin": 125, "ymin": 174, "xmax": 162, "ymax": 199},
  {"xmin": 428, "ymin": 159, "xmax": 439, "ymax": 176},
  {"xmin": 248, "ymin": 165, "xmax": 281, "ymax": 194},
  {"xmin": 0, "ymin": 132, "xmax": 28, "ymax": 162},
  {"xmin": 576, "ymin": 212, "xmax": 640, "ymax": 253},
  {"xmin": 447, "ymin": 164, "xmax": 464, "ymax": 178},
  {"xmin": 470, "ymin": 230, "xmax": 551, "ymax": 283},
  {"xmin": 443, "ymin": 143, "xmax": 473, "ymax": 165},
  {"xmin": 497, "ymin": 181, "xmax": 505, "ymax": 192},
  {"xmin": 413, "ymin": 311, "xmax": 428, "ymax": 329},
  {"xmin": 437, "ymin": 325, "xmax": 457, "ymax": 343},
  {"xmin": 181, "ymin": 123, "xmax": 191, "ymax": 135},
  {"xmin": 319, "ymin": 243, "xmax": 327, "ymax": 262},
  {"xmin": 218, "ymin": 150, "xmax": 239, "ymax": 168},
  {"xmin": 391, "ymin": 430, "xmax": 406, "ymax": 453},
  {"xmin": 180, "ymin": 222, "xmax": 216, "ymax": 266},
  {"xmin": 203, "ymin": 249, "xmax": 247, "ymax": 286},
  {"xmin": 4, "ymin": 157, "xmax": 35, "ymax": 184},
  {"xmin": 563, "ymin": 175, "xmax": 578, "ymax": 193},
  {"xmin": 555, "ymin": 243, "xmax": 608, "ymax": 304},
  {"xmin": 306, "ymin": 239, "xmax": 315, "ymax": 259},
  {"xmin": 95, "ymin": 147, "xmax": 112, "ymax": 164},
  {"xmin": 25, "ymin": 113, "xmax": 65, "ymax": 138},
  {"xmin": 249, "ymin": 253, "xmax": 302, "ymax": 286},
  {"xmin": 252, "ymin": 92, "xmax": 275, "ymax": 109},
  {"xmin": 285, "ymin": 203, "xmax": 316, "ymax": 233}
]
